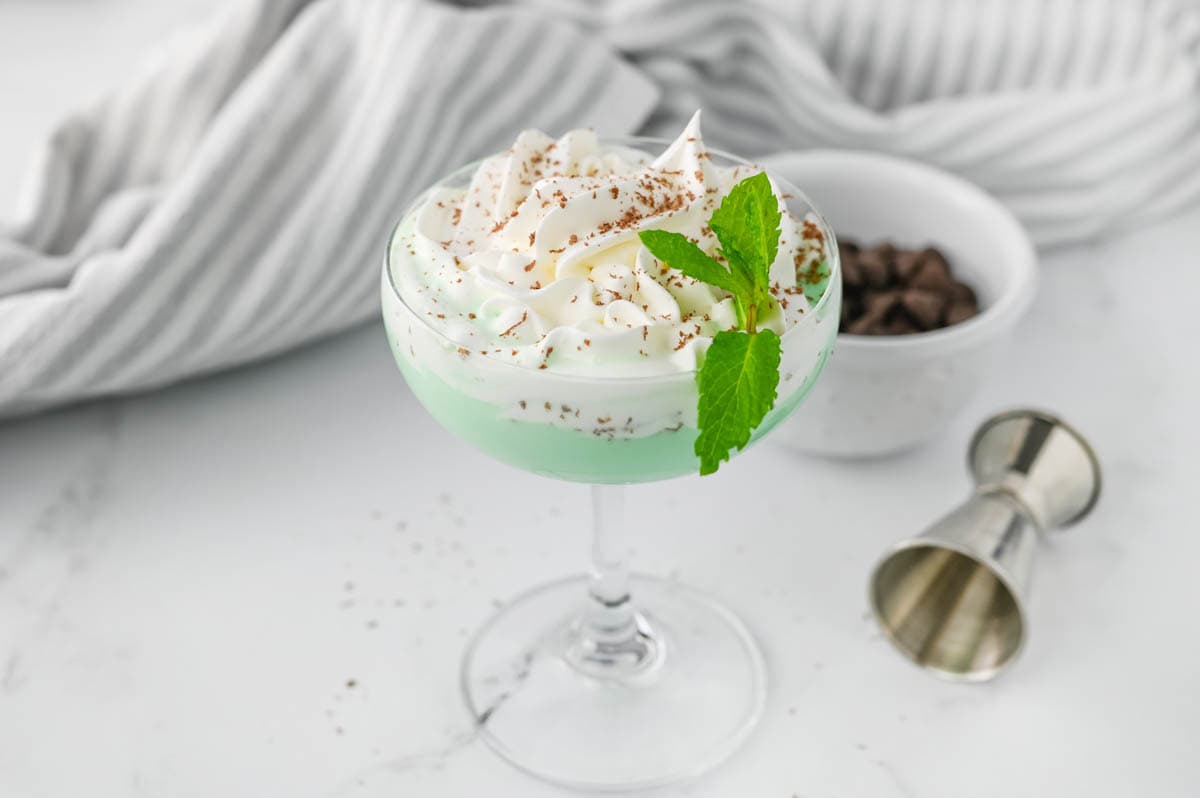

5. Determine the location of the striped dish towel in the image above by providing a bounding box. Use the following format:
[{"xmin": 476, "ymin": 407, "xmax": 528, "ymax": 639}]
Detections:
[
  {"xmin": 515, "ymin": 0, "xmax": 1200, "ymax": 244},
  {"xmin": 0, "ymin": 0, "xmax": 659, "ymax": 418},
  {"xmin": 2, "ymin": 0, "xmax": 1198, "ymax": 418}
]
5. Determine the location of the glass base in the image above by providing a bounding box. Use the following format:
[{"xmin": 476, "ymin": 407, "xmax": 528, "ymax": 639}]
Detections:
[{"xmin": 461, "ymin": 574, "xmax": 766, "ymax": 791}]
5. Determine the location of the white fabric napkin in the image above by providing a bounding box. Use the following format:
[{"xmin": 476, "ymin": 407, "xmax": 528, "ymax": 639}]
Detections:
[{"xmin": 2, "ymin": 0, "xmax": 1198, "ymax": 418}]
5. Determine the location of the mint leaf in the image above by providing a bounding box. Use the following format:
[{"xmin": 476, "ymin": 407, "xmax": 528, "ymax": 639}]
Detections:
[
  {"xmin": 708, "ymin": 171, "xmax": 781, "ymax": 315},
  {"xmin": 636, "ymin": 170, "xmax": 789, "ymax": 475},
  {"xmin": 694, "ymin": 328, "xmax": 782, "ymax": 475},
  {"xmin": 637, "ymin": 229, "xmax": 747, "ymax": 298}
]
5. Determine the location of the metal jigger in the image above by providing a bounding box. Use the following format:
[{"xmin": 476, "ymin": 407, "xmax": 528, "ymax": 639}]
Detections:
[{"xmin": 868, "ymin": 409, "xmax": 1102, "ymax": 681}]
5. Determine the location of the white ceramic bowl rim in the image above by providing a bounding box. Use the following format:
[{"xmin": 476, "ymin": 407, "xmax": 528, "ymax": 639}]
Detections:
[{"xmin": 775, "ymin": 149, "xmax": 1038, "ymax": 355}]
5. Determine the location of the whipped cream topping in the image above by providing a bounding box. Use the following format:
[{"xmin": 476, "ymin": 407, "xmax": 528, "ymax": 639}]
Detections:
[{"xmin": 390, "ymin": 112, "xmax": 828, "ymax": 377}]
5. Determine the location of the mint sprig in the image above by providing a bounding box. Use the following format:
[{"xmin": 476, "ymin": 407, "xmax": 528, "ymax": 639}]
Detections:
[
  {"xmin": 693, "ymin": 327, "xmax": 781, "ymax": 475},
  {"xmin": 708, "ymin": 171, "xmax": 780, "ymax": 331},
  {"xmin": 638, "ymin": 171, "xmax": 783, "ymax": 475}
]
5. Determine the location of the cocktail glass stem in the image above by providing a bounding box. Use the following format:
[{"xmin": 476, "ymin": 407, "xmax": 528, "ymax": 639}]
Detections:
[{"xmin": 565, "ymin": 484, "xmax": 661, "ymax": 677}]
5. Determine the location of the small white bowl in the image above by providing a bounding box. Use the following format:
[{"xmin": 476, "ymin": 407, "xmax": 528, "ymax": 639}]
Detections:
[{"xmin": 767, "ymin": 150, "xmax": 1038, "ymax": 458}]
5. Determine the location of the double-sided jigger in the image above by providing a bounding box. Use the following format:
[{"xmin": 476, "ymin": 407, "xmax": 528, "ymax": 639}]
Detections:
[{"xmin": 869, "ymin": 409, "xmax": 1102, "ymax": 681}]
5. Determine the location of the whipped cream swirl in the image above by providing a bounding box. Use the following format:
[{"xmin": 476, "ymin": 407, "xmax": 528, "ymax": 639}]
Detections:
[{"xmin": 390, "ymin": 112, "xmax": 827, "ymax": 376}]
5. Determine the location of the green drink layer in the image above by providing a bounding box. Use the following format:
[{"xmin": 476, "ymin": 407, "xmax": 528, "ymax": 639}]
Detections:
[{"xmin": 393, "ymin": 343, "xmax": 832, "ymax": 484}]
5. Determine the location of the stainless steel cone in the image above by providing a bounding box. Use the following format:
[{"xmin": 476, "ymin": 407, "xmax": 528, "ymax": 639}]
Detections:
[{"xmin": 869, "ymin": 409, "xmax": 1101, "ymax": 681}]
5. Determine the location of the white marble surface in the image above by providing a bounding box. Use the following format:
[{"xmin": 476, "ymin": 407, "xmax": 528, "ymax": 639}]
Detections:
[{"xmin": 2, "ymin": 3, "xmax": 1199, "ymax": 797}]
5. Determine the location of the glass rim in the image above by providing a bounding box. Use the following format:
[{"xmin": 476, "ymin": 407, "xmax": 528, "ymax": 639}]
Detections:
[{"xmin": 383, "ymin": 135, "xmax": 842, "ymax": 385}]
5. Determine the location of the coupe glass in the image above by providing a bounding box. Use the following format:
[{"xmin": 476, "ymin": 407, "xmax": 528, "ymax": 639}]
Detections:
[{"xmin": 382, "ymin": 139, "xmax": 841, "ymax": 790}]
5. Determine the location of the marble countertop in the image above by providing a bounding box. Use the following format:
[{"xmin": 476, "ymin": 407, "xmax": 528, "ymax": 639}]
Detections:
[{"xmin": 2, "ymin": 3, "xmax": 1198, "ymax": 797}]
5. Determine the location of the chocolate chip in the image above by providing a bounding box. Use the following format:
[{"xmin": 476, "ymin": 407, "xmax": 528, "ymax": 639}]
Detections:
[
  {"xmin": 909, "ymin": 257, "xmax": 953, "ymax": 294},
  {"xmin": 945, "ymin": 301, "xmax": 978, "ymax": 326},
  {"xmin": 949, "ymin": 280, "xmax": 977, "ymax": 306},
  {"xmin": 847, "ymin": 291, "xmax": 898, "ymax": 335},
  {"xmin": 841, "ymin": 252, "xmax": 864, "ymax": 288},
  {"xmin": 917, "ymin": 247, "xmax": 948, "ymax": 271},
  {"xmin": 866, "ymin": 242, "xmax": 896, "ymax": 265},
  {"xmin": 846, "ymin": 315, "xmax": 882, "ymax": 335},
  {"xmin": 884, "ymin": 314, "xmax": 919, "ymax": 335},
  {"xmin": 892, "ymin": 250, "xmax": 923, "ymax": 282},
  {"xmin": 836, "ymin": 238, "xmax": 978, "ymax": 336},
  {"xmin": 857, "ymin": 250, "xmax": 890, "ymax": 288},
  {"xmin": 901, "ymin": 289, "xmax": 945, "ymax": 330}
]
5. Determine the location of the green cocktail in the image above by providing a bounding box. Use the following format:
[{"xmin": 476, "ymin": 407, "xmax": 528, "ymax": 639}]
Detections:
[{"xmin": 381, "ymin": 114, "xmax": 840, "ymax": 789}]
